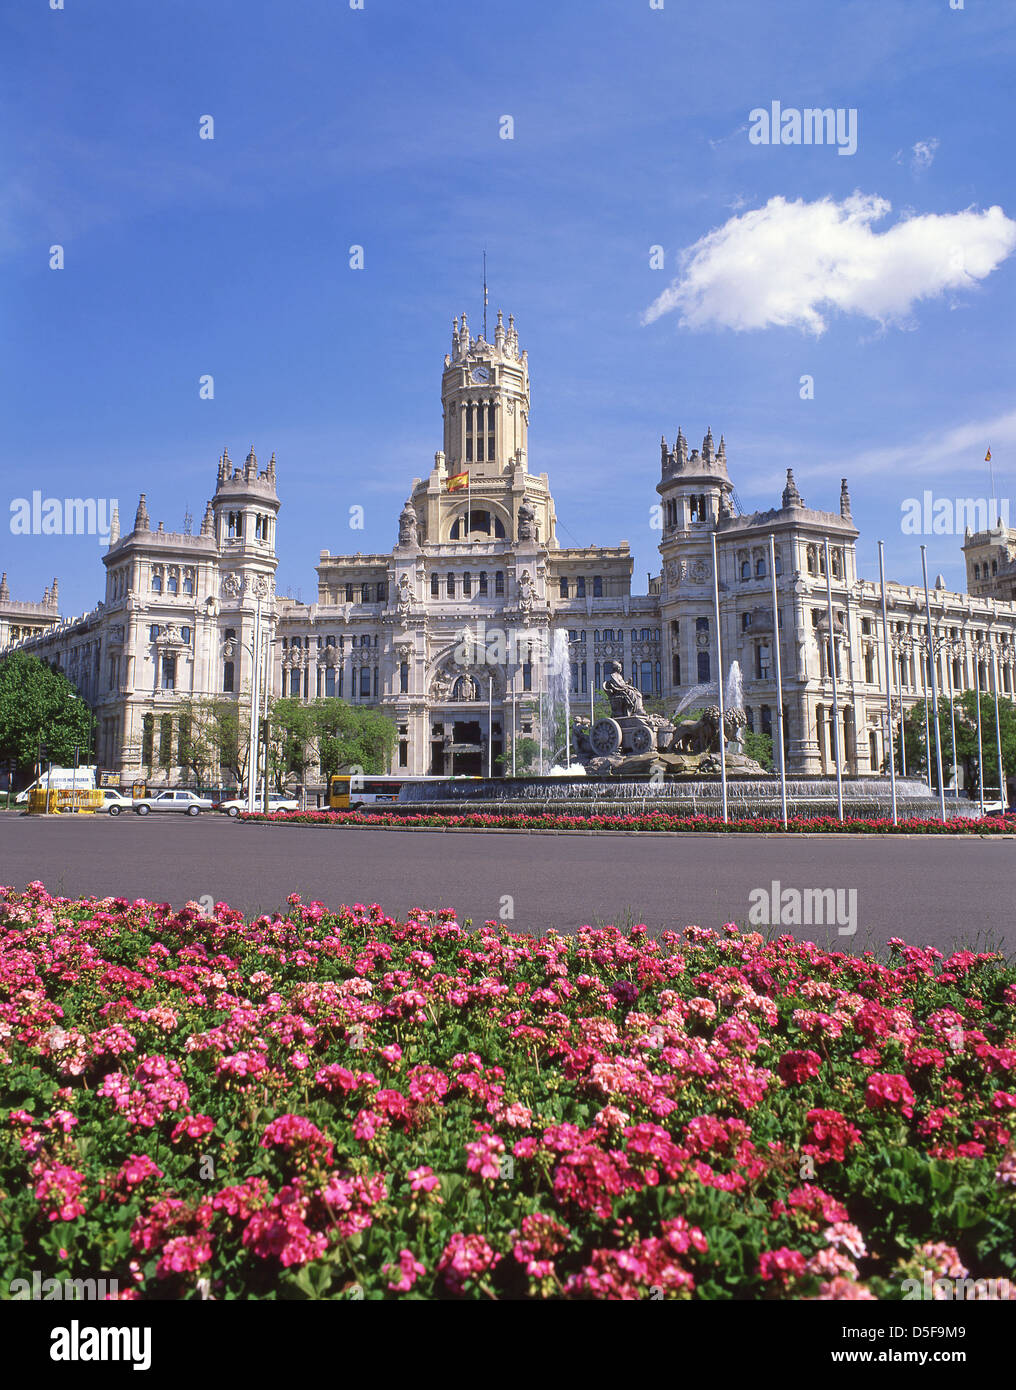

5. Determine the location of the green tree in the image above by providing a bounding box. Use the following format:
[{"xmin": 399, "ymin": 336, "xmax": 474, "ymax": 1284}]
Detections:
[
  {"xmin": 742, "ymin": 730, "xmax": 774, "ymax": 770},
  {"xmin": 0, "ymin": 651, "xmax": 94, "ymax": 779},
  {"xmin": 897, "ymin": 694, "xmax": 1016, "ymax": 798},
  {"xmin": 265, "ymin": 697, "xmax": 318, "ymax": 789},
  {"xmin": 495, "ymin": 736, "xmax": 542, "ymax": 775},
  {"xmin": 313, "ymin": 699, "xmax": 397, "ymax": 780}
]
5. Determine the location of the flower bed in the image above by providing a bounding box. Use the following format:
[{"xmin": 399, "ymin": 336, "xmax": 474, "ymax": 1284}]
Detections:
[
  {"xmin": 240, "ymin": 807, "xmax": 1016, "ymax": 835},
  {"xmin": 2, "ymin": 881, "xmax": 1014, "ymax": 1300}
]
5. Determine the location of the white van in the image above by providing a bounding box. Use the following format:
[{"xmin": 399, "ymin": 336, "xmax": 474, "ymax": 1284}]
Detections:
[{"xmin": 15, "ymin": 767, "xmax": 97, "ymax": 805}]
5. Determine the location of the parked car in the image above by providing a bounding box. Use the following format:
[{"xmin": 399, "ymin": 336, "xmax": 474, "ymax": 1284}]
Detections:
[
  {"xmin": 214, "ymin": 795, "xmax": 299, "ymax": 817},
  {"xmin": 134, "ymin": 790, "xmax": 215, "ymax": 816},
  {"xmin": 100, "ymin": 789, "xmax": 135, "ymax": 816}
]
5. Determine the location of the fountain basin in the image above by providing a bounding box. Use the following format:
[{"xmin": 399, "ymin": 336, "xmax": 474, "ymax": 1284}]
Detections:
[{"xmin": 396, "ymin": 776, "xmax": 961, "ymax": 820}]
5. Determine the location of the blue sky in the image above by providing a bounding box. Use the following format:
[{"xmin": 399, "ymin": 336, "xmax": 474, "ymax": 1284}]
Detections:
[{"xmin": 3, "ymin": 0, "xmax": 1014, "ymax": 614}]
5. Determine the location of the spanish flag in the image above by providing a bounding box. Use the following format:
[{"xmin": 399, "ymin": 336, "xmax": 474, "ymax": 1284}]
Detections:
[
  {"xmin": 447, "ymin": 471, "xmax": 469, "ymax": 492},
  {"xmin": 986, "ymin": 448, "xmax": 992, "ymax": 462}
]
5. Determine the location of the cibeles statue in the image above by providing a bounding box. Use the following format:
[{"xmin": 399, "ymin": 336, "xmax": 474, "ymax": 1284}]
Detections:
[
  {"xmin": 397, "ymin": 500, "xmax": 419, "ymax": 548},
  {"xmin": 582, "ymin": 662, "xmax": 767, "ymax": 778},
  {"xmin": 603, "ymin": 660, "xmax": 645, "ymax": 718}
]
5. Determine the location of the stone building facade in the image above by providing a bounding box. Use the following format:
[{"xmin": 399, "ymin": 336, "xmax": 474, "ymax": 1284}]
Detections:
[
  {"xmin": 0, "ymin": 573, "xmax": 61, "ymax": 650},
  {"xmin": 8, "ymin": 308, "xmax": 1016, "ymax": 785}
]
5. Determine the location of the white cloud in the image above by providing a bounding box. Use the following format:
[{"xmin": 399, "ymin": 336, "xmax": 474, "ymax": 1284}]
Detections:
[
  {"xmin": 642, "ymin": 193, "xmax": 1016, "ymax": 335},
  {"xmin": 911, "ymin": 138, "xmax": 939, "ymax": 172}
]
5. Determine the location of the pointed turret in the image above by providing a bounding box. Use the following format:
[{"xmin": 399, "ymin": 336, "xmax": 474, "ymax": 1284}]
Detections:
[
  {"xmin": 244, "ymin": 446, "xmax": 257, "ymax": 480},
  {"xmin": 495, "ymin": 308, "xmax": 505, "ymax": 350},
  {"xmin": 702, "ymin": 427, "xmax": 715, "ymax": 464},
  {"xmin": 267, "ymin": 451, "xmax": 277, "ymax": 484},
  {"xmin": 675, "ymin": 428, "xmax": 687, "ymax": 468},
  {"xmin": 840, "ymin": 477, "xmax": 852, "ymax": 519},
  {"xmin": 782, "ymin": 469, "xmax": 803, "ymax": 509},
  {"xmin": 108, "ymin": 504, "xmax": 120, "ymax": 546},
  {"xmin": 50, "ymin": 578, "xmax": 59, "ymax": 610},
  {"xmin": 201, "ymin": 500, "xmax": 214, "ymax": 536},
  {"xmin": 0, "ymin": 572, "xmax": 8, "ymax": 601},
  {"xmin": 134, "ymin": 494, "xmax": 150, "ymax": 531}
]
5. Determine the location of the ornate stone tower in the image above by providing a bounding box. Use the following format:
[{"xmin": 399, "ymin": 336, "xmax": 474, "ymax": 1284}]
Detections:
[
  {"xmin": 410, "ymin": 311, "xmax": 557, "ymax": 547},
  {"xmin": 210, "ymin": 446, "xmax": 280, "ymax": 599},
  {"xmin": 441, "ymin": 310, "xmax": 530, "ymax": 477},
  {"xmin": 656, "ymin": 428, "xmax": 735, "ymax": 696}
]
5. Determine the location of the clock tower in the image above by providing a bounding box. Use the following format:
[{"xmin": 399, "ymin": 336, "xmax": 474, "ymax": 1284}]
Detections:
[{"xmin": 440, "ymin": 309, "xmax": 530, "ymax": 478}]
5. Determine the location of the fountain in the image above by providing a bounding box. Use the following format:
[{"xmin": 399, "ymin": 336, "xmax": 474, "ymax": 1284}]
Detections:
[{"xmin": 399, "ymin": 660, "xmax": 951, "ymax": 820}]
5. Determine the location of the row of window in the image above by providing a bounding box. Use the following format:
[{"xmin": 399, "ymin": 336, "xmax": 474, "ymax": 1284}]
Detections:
[
  {"xmin": 431, "ymin": 571, "xmax": 505, "ymax": 598},
  {"xmin": 281, "ymin": 665, "xmax": 380, "ymax": 699},
  {"xmin": 567, "ymin": 628, "xmax": 662, "ymax": 644},
  {"xmin": 973, "ymin": 560, "xmax": 999, "ymax": 579},
  {"xmin": 281, "ymin": 634, "xmax": 377, "ymax": 650},
  {"xmin": 151, "ymin": 566, "xmax": 195, "ymax": 595},
  {"xmin": 739, "ymin": 554, "xmax": 783, "ymax": 580},
  {"xmin": 339, "ymin": 582, "xmax": 388, "ymax": 603},
  {"xmin": 226, "ymin": 511, "xmax": 273, "ymax": 542},
  {"xmin": 558, "ymin": 576, "xmax": 604, "ymax": 598},
  {"xmin": 663, "ymin": 495, "xmax": 711, "ymax": 527}
]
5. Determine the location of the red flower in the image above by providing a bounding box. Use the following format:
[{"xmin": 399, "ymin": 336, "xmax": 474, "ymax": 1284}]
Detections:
[
  {"xmin": 864, "ymin": 1073, "xmax": 916, "ymax": 1119},
  {"xmin": 778, "ymin": 1049, "xmax": 823, "ymax": 1085}
]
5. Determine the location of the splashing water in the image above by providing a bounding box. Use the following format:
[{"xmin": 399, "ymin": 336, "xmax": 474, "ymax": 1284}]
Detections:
[
  {"xmin": 546, "ymin": 630, "xmax": 582, "ymax": 771},
  {"xmin": 673, "ymin": 682, "xmax": 714, "ymax": 717}
]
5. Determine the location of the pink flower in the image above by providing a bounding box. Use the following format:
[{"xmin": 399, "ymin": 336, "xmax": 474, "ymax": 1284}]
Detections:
[
  {"xmin": 119, "ymin": 1154, "xmax": 164, "ymax": 1188},
  {"xmin": 157, "ymin": 1234, "xmax": 213, "ymax": 1278},
  {"xmin": 32, "ymin": 1162, "xmax": 87, "ymax": 1222},
  {"xmin": 437, "ymin": 1233, "xmax": 501, "ymax": 1294},
  {"xmin": 864, "ymin": 1072, "xmax": 916, "ymax": 1119},
  {"xmin": 465, "ymin": 1134, "xmax": 505, "ymax": 1181},
  {"xmin": 384, "ymin": 1249, "xmax": 426, "ymax": 1292},
  {"xmin": 407, "ymin": 1165, "xmax": 441, "ymax": 1194},
  {"xmin": 777, "ymin": 1049, "xmax": 823, "ymax": 1085},
  {"xmin": 170, "ymin": 1113, "xmax": 215, "ymax": 1143},
  {"xmin": 759, "ymin": 1247, "xmax": 807, "ymax": 1284}
]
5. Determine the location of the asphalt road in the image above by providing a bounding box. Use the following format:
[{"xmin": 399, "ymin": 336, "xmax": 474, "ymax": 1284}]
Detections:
[{"xmin": 1, "ymin": 812, "xmax": 1013, "ymax": 955}]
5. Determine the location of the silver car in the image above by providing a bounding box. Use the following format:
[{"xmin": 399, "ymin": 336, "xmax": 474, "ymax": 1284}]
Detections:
[{"xmin": 134, "ymin": 790, "xmax": 215, "ymax": 817}]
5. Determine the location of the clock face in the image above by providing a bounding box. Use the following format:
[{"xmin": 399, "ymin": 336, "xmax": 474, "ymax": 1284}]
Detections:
[{"xmin": 471, "ymin": 365, "xmax": 491, "ymax": 383}]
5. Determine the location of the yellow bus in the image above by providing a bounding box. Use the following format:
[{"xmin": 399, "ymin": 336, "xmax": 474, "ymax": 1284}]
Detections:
[{"xmin": 326, "ymin": 774, "xmax": 476, "ymax": 809}]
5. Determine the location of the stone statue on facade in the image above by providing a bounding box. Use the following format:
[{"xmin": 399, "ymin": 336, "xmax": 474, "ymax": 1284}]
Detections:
[
  {"xmin": 516, "ymin": 495, "xmax": 536, "ymax": 541},
  {"xmin": 398, "ymin": 501, "xmax": 419, "ymax": 547}
]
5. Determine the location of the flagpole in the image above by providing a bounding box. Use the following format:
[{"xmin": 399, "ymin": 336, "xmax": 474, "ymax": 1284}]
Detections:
[
  {"xmin": 711, "ymin": 531, "xmax": 728, "ymax": 824},
  {"xmin": 920, "ymin": 544, "xmax": 947, "ymax": 822},
  {"xmin": 877, "ymin": 542, "xmax": 898, "ymax": 825},
  {"xmin": 769, "ymin": 534, "xmax": 788, "ymax": 829},
  {"xmin": 824, "ymin": 538, "xmax": 844, "ymax": 822},
  {"xmin": 975, "ymin": 650, "xmax": 986, "ymax": 817},
  {"xmin": 991, "ymin": 641, "xmax": 1006, "ymax": 812}
]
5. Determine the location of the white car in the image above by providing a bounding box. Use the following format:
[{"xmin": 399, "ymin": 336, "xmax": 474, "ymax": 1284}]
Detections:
[
  {"xmin": 100, "ymin": 789, "xmax": 135, "ymax": 816},
  {"xmin": 134, "ymin": 790, "xmax": 215, "ymax": 816},
  {"xmin": 215, "ymin": 795, "xmax": 299, "ymax": 817}
]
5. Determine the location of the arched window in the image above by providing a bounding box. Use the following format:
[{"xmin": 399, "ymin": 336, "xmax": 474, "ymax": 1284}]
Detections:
[
  {"xmin": 462, "ymin": 572, "xmax": 472, "ymax": 597},
  {"xmin": 431, "ymin": 573, "xmax": 440, "ymax": 596},
  {"xmin": 756, "ymin": 557, "xmax": 766, "ymax": 578},
  {"xmin": 741, "ymin": 561, "xmax": 750, "ymax": 581},
  {"xmin": 560, "ymin": 577, "xmax": 569, "ymax": 598}
]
